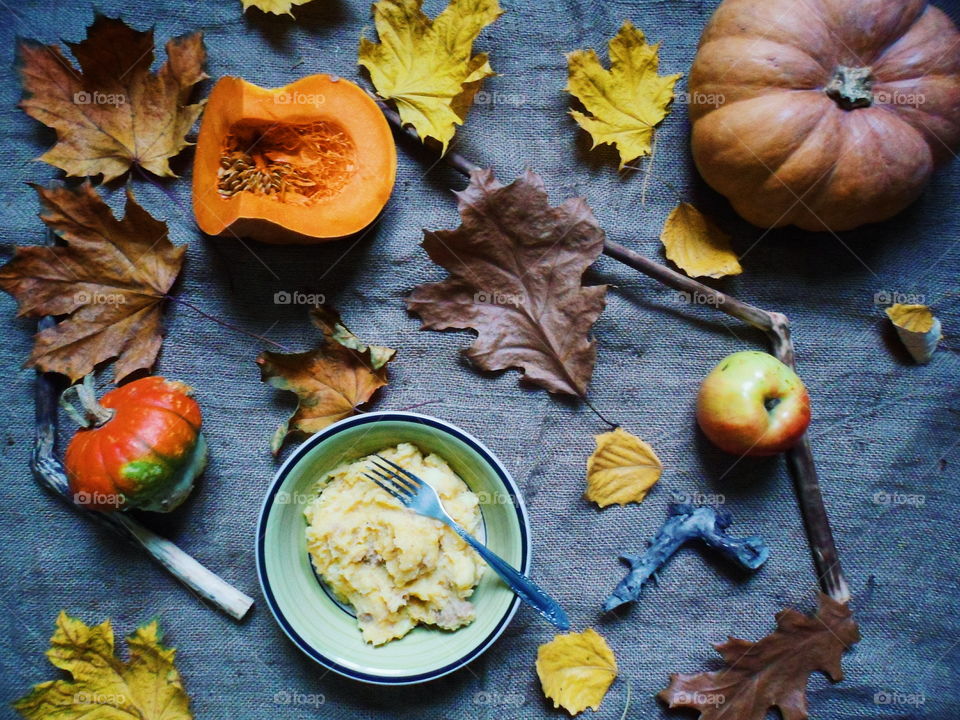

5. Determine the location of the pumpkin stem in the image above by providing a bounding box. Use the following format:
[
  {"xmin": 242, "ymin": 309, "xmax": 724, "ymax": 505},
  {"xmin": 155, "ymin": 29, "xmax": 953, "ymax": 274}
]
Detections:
[
  {"xmin": 60, "ymin": 375, "xmax": 115, "ymax": 428},
  {"xmin": 825, "ymin": 65, "xmax": 874, "ymax": 110}
]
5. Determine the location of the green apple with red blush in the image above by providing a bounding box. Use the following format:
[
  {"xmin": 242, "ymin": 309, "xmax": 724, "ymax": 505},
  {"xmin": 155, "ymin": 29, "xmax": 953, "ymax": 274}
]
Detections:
[{"xmin": 696, "ymin": 351, "xmax": 811, "ymax": 456}]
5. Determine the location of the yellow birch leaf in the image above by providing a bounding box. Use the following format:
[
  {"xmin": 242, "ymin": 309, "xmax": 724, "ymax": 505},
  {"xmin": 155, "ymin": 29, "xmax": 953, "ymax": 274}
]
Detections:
[
  {"xmin": 358, "ymin": 0, "xmax": 503, "ymax": 152},
  {"xmin": 586, "ymin": 427, "xmax": 662, "ymax": 507},
  {"xmin": 660, "ymin": 202, "xmax": 742, "ymax": 279},
  {"xmin": 886, "ymin": 303, "xmax": 942, "ymax": 364},
  {"xmin": 14, "ymin": 612, "xmax": 192, "ymax": 720},
  {"xmin": 565, "ymin": 21, "xmax": 681, "ymax": 169},
  {"xmin": 241, "ymin": 0, "xmax": 314, "ymax": 15},
  {"xmin": 537, "ymin": 629, "xmax": 618, "ymax": 716}
]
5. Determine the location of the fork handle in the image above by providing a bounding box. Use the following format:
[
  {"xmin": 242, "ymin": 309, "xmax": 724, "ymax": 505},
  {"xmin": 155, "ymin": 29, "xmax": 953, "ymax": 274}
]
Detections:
[{"xmin": 449, "ymin": 524, "xmax": 570, "ymax": 631}]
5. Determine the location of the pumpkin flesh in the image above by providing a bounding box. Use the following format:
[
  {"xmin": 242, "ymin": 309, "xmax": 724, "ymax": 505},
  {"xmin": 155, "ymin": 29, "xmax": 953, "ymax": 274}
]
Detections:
[
  {"xmin": 689, "ymin": 0, "xmax": 960, "ymax": 231},
  {"xmin": 193, "ymin": 75, "xmax": 397, "ymax": 243}
]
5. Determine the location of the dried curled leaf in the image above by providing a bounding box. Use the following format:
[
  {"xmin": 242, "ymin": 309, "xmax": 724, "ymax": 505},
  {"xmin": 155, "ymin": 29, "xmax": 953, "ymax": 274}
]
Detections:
[
  {"xmin": 257, "ymin": 306, "xmax": 396, "ymax": 453},
  {"xmin": 406, "ymin": 168, "xmax": 607, "ymax": 397},
  {"xmin": 358, "ymin": 0, "xmax": 503, "ymax": 152},
  {"xmin": 660, "ymin": 594, "xmax": 860, "ymax": 720},
  {"xmin": 886, "ymin": 303, "xmax": 941, "ymax": 364},
  {"xmin": 14, "ymin": 612, "xmax": 191, "ymax": 720},
  {"xmin": 566, "ymin": 21, "xmax": 681, "ymax": 169},
  {"xmin": 661, "ymin": 203, "xmax": 742, "ymax": 279},
  {"xmin": 586, "ymin": 427, "xmax": 662, "ymax": 507},
  {"xmin": 241, "ymin": 0, "xmax": 314, "ymax": 15},
  {"xmin": 18, "ymin": 15, "xmax": 206, "ymax": 181},
  {"xmin": 537, "ymin": 629, "xmax": 618, "ymax": 716},
  {"xmin": 0, "ymin": 183, "xmax": 185, "ymax": 382}
]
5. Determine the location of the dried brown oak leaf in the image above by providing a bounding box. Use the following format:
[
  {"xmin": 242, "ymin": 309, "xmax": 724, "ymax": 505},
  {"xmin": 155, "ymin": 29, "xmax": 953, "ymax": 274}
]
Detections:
[
  {"xmin": 257, "ymin": 306, "xmax": 396, "ymax": 454},
  {"xmin": 0, "ymin": 183, "xmax": 185, "ymax": 383},
  {"xmin": 19, "ymin": 14, "xmax": 207, "ymax": 181},
  {"xmin": 659, "ymin": 594, "xmax": 860, "ymax": 720},
  {"xmin": 406, "ymin": 169, "xmax": 607, "ymax": 397}
]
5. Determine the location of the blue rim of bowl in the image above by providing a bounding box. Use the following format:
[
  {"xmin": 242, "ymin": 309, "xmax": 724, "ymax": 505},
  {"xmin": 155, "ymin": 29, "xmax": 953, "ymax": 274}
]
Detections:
[{"xmin": 255, "ymin": 411, "xmax": 531, "ymax": 685}]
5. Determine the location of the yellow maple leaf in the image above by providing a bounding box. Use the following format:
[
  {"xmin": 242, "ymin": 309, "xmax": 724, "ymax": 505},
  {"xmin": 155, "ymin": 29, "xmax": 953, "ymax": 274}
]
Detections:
[
  {"xmin": 358, "ymin": 0, "xmax": 503, "ymax": 152},
  {"xmin": 14, "ymin": 612, "xmax": 192, "ymax": 720},
  {"xmin": 537, "ymin": 629, "xmax": 618, "ymax": 716},
  {"xmin": 566, "ymin": 21, "xmax": 681, "ymax": 169},
  {"xmin": 241, "ymin": 0, "xmax": 314, "ymax": 14},
  {"xmin": 586, "ymin": 427, "xmax": 662, "ymax": 507},
  {"xmin": 660, "ymin": 202, "xmax": 742, "ymax": 279},
  {"xmin": 886, "ymin": 303, "xmax": 942, "ymax": 364}
]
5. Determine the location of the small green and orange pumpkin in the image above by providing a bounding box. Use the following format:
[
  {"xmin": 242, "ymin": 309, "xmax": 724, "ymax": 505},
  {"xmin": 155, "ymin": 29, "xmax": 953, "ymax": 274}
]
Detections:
[{"xmin": 63, "ymin": 376, "xmax": 207, "ymax": 512}]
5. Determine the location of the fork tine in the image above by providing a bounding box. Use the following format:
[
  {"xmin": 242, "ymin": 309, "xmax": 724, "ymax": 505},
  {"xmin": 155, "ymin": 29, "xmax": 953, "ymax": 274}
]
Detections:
[
  {"xmin": 370, "ymin": 458, "xmax": 420, "ymax": 492},
  {"xmin": 373, "ymin": 455, "xmax": 423, "ymax": 488},
  {"xmin": 362, "ymin": 472, "xmax": 411, "ymax": 502}
]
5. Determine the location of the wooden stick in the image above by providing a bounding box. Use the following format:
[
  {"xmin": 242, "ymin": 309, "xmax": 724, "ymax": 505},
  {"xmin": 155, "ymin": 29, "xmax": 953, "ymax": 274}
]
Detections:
[{"xmin": 373, "ymin": 95, "xmax": 850, "ymax": 602}]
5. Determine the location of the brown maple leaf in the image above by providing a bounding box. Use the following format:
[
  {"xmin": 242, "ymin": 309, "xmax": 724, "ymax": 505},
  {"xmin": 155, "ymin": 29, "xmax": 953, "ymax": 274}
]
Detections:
[
  {"xmin": 257, "ymin": 306, "xmax": 396, "ymax": 454},
  {"xmin": 0, "ymin": 183, "xmax": 185, "ymax": 383},
  {"xmin": 406, "ymin": 169, "xmax": 607, "ymax": 397},
  {"xmin": 659, "ymin": 594, "xmax": 860, "ymax": 720},
  {"xmin": 19, "ymin": 14, "xmax": 207, "ymax": 181}
]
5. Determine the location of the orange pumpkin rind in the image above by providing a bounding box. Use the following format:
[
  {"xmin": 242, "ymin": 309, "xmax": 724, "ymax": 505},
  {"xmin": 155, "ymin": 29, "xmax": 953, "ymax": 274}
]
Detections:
[{"xmin": 192, "ymin": 74, "xmax": 397, "ymax": 243}]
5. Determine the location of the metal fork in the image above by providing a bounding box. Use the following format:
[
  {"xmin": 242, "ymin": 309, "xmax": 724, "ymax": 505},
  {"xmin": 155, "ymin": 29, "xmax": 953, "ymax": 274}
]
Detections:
[{"xmin": 364, "ymin": 455, "xmax": 570, "ymax": 630}]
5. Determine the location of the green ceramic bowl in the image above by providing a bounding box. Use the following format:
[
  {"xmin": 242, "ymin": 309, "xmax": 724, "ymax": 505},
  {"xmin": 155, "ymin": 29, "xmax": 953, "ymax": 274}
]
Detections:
[{"xmin": 256, "ymin": 411, "xmax": 531, "ymax": 684}]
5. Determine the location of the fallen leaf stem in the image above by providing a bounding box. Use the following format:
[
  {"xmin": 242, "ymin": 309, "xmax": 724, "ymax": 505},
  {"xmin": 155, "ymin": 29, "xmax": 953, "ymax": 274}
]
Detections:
[
  {"xmin": 583, "ymin": 396, "xmax": 618, "ymax": 429},
  {"xmin": 164, "ymin": 294, "xmax": 292, "ymax": 353},
  {"xmin": 374, "ymin": 96, "xmax": 849, "ymax": 601}
]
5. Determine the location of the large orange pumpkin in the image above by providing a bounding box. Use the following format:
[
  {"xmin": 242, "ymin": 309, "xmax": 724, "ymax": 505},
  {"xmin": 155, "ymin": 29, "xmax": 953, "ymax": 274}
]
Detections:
[
  {"xmin": 192, "ymin": 74, "xmax": 397, "ymax": 243},
  {"xmin": 64, "ymin": 377, "xmax": 207, "ymax": 512},
  {"xmin": 689, "ymin": 0, "xmax": 960, "ymax": 232}
]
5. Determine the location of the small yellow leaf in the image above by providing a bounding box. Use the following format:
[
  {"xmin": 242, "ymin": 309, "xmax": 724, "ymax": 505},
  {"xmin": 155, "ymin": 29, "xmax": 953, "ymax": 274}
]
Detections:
[
  {"xmin": 886, "ymin": 303, "xmax": 942, "ymax": 364},
  {"xmin": 14, "ymin": 612, "xmax": 192, "ymax": 720},
  {"xmin": 537, "ymin": 629, "xmax": 618, "ymax": 716},
  {"xmin": 358, "ymin": 0, "xmax": 503, "ymax": 152},
  {"xmin": 586, "ymin": 427, "xmax": 662, "ymax": 507},
  {"xmin": 660, "ymin": 203, "xmax": 742, "ymax": 279},
  {"xmin": 241, "ymin": 0, "xmax": 313, "ymax": 15},
  {"xmin": 566, "ymin": 21, "xmax": 682, "ymax": 169}
]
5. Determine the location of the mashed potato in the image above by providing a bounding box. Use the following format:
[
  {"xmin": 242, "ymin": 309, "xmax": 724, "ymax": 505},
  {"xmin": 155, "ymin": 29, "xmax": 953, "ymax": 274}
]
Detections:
[{"xmin": 304, "ymin": 443, "xmax": 485, "ymax": 645}]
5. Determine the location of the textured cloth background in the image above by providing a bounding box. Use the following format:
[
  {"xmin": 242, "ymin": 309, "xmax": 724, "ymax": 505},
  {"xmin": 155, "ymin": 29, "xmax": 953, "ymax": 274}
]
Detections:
[{"xmin": 1, "ymin": 1, "xmax": 959, "ymax": 718}]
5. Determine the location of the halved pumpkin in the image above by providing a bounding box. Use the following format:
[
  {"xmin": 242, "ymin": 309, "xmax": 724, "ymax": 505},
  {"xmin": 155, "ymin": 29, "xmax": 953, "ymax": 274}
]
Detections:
[{"xmin": 192, "ymin": 74, "xmax": 397, "ymax": 243}]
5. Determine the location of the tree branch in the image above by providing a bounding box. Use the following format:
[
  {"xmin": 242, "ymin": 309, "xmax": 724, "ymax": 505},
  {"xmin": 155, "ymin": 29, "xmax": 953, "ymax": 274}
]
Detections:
[{"xmin": 373, "ymin": 94, "xmax": 849, "ymax": 602}]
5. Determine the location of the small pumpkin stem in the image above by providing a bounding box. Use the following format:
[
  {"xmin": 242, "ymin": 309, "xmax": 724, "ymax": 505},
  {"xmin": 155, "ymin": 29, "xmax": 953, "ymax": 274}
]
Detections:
[
  {"xmin": 60, "ymin": 375, "xmax": 115, "ymax": 428},
  {"xmin": 825, "ymin": 65, "xmax": 874, "ymax": 110}
]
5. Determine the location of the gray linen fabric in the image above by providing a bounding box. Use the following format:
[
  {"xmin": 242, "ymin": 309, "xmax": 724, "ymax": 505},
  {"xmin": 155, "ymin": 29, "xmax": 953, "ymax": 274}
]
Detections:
[{"xmin": 1, "ymin": 1, "xmax": 958, "ymax": 718}]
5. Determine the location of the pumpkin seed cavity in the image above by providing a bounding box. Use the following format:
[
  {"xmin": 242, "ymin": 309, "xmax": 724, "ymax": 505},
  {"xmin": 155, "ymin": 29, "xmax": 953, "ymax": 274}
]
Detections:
[{"xmin": 217, "ymin": 121, "xmax": 357, "ymax": 203}]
